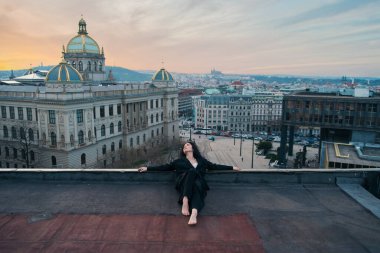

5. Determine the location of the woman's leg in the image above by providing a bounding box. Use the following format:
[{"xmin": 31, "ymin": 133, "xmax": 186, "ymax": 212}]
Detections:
[
  {"xmin": 188, "ymin": 185, "xmax": 204, "ymax": 225},
  {"xmin": 181, "ymin": 169, "xmax": 197, "ymax": 216}
]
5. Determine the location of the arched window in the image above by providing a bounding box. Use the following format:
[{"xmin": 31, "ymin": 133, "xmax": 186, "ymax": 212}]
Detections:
[
  {"xmin": 78, "ymin": 130, "xmax": 84, "ymax": 144},
  {"xmin": 30, "ymin": 150, "xmax": 35, "ymax": 161},
  {"xmin": 3, "ymin": 126, "xmax": 8, "ymax": 138},
  {"xmin": 11, "ymin": 126, "xmax": 17, "ymax": 139},
  {"xmin": 51, "ymin": 132, "xmax": 57, "ymax": 146},
  {"xmin": 81, "ymin": 153, "xmax": 86, "ymax": 165},
  {"xmin": 99, "ymin": 62, "xmax": 103, "ymax": 71},
  {"xmin": 110, "ymin": 123, "xmax": 114, "ymax": 134},
  {"xmin": 28, "ymin": 128, "xmax": 34, "ymax": 141},
  {"xmin": 102, "ymin": 144, "xmax": 106, "ymax": 155},
  {"xmin": 101, "ymin": 125, "xmax": 105, "ymax": 136},
  {"xmin": 51, "ymin": 156, "xmax": 57, "ymax": 166},
  {"xmin": 130, "ymin": 138, "xmax": 133, "ymax": 148},
  {"xmin": 72, "ymin": 61, "xmax": 76, "ymax": 69},
  {"xmin": 156, "ymin": 113, "xmax": 159, "ymax": 122},
  {"xmin": 20, "ymin": 127, "xmax": 25, "ymax": 139},
  {"xmin": 94, "ymin": 62, "xmax": 97, "ymax": 71},
  {"xmin": 118, "ymin": 121, "xmax": 122, "ymax": 132},
  {"xmin": 78, "ymin": 61, "xmax": 83, "ymax": 71},
  {"xmin": 119, "ymin": 140, "xmax": 122, "ymax": 149},
  {"xmin": 87, "ymin": 61, "xmax": 91, "ymax": 71},
  {"xmin": 111, "ymin": 142, "xmax": 115, "ymax": 152}
]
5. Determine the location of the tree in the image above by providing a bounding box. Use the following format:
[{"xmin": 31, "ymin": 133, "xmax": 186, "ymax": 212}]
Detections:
[
  {"xmin": 113, "ymin": 136, "xmax": 183, "ymax": 168},
  {"xmin": 256, "ymin": 141, "xmax": 273, "ymax": 155},
  {"xmin": 15, "ymin": 124, "xmax": 37, "ymax": 168}
]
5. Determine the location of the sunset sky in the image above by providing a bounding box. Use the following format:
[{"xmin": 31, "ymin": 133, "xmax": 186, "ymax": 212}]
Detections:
[{"xmin": 0, "ymin": 0, "xmax": 379, "ymax": 77}]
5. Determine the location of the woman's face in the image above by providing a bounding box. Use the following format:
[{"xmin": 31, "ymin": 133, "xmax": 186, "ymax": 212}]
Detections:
[{"xmin": 183, "ymin": 142, "xmax": 193, "ymax": 154}]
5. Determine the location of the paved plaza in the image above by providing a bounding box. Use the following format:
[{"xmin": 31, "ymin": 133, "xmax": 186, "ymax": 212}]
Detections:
[{"xmin": 190, "ymin": 135, "xmax": 319, "ymax": 170}]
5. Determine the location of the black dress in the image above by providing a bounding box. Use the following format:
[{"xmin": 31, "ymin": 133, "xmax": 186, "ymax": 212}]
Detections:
[{"xmin": 148, "ymin": 157, "xmax": 232, "ymax": 211}]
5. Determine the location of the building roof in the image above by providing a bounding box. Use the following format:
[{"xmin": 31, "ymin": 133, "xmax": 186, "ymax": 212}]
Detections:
[
  {"xmin": 66, "ymin": 18, "xmax": 101, "ymax": 54},
  {"xmin": 46, "ymin": 60, "xmax": 83, "ymax": 82},
  {"xmin": 14, "ymin": 72, "xmax": 45, "ymax": 81},
  {"xmin": 152, "ymin": 68, "xmax": 174, "ymax": 82},
  {"xmin": 0, "ymin": 169, "xmax": 379, "ymax": 253},
  {"xmin": 324, "ymin": 142, "xmax": 380, "ymax": 167}
]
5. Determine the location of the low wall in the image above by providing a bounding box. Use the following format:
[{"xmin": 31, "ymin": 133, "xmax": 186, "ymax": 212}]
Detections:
[{"xmin": 0, "ymin": 168, "xmax": 379, "ymax": 186}]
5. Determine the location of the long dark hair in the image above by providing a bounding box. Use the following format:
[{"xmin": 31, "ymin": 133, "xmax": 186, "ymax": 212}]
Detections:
[{"xmin": 180, "ymin": 141, "xmax": 203, "ymax": 160}]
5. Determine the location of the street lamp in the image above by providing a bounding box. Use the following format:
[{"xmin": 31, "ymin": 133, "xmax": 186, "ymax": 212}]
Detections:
[
  {"xmin": 251, "ymin": 132, "xmax": 254, "ymax": 168},
  {"xmin": 240, "ymin": 130, "xmax": 243, "ymax": 157}
]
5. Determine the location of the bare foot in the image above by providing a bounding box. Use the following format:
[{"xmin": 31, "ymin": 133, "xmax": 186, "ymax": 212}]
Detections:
[
  {"xmin": 182, "ymin": 197, "xmax": 190, "ymax": 216},
  {"xmin": 188, "ymin": 209, "xmax": 198, "ymax": 225}
]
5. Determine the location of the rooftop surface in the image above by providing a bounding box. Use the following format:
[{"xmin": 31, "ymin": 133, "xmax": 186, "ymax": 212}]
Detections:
[{"xmin": 0, "ymin": 169, "xmax": 379, "ymax": 253}]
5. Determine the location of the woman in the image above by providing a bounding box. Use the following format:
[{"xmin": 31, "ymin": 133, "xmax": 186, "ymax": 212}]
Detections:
[{"xmin": 138, "ymin": 141, "xmax": 240, "ymax": 225}]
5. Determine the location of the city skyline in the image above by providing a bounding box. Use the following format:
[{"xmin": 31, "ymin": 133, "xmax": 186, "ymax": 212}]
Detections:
[{"xmin": 0, "ymin": 0, "xmax": 379, "ymax": 77}]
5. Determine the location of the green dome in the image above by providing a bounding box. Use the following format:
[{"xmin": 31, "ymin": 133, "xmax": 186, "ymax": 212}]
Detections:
[
  {"xmin": 66, "ymin": 17, "xmax": 100, "ymax": 54},
  {"xmin": 67, "ymin": 34, "xmax": 100, "ymax": 54},
  {"xmin": 205, "ymin": 88, "xmax": 221, "ymax": 95},
  {"xmin": 152, "ymin": 68, "xmax": 174, "ymax": 81},
  {"xmin": 46, "ymin": 60, "xmax": 83, "ymax": 82}
]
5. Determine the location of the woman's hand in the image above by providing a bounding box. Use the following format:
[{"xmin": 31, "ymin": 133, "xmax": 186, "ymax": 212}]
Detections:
[
  {"xmin": 138, "ymin": 167, "xmax": 147, "ymax": 172},
  {"xmin": 233, "ymin": 166, "xmax": 241, "ymax": 171}
]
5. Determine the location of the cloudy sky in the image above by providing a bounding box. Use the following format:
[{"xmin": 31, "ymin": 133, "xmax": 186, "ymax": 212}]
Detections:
[{"xmin": 0, "ymin": 0, "xmax": 379, "ymax": 77}]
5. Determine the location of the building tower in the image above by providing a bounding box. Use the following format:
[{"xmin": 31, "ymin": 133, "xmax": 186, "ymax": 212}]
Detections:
[{"xmin": 64, "ymin": 17, "xmax": 106, "ymax": 82}]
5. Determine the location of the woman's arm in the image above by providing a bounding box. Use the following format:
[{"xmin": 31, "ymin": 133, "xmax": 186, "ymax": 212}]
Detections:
[
  {"xmin": 138, "ymin": 161, "xmax": 175, "ymax": 172},
  {"xmin": 204, "ymin": 159, "xmax": 240, "ymax": 171}
]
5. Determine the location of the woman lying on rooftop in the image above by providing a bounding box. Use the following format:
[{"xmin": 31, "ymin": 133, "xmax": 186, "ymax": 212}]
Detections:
[{"xmin": 138, "ymin": 141, "xmax": 240, "ymax": 225}]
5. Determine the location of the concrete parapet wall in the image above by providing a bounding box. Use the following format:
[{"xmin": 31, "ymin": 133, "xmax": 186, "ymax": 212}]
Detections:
[{"xmin": 0, "ymin": 168, "xmax": 378, "ymax": 185}]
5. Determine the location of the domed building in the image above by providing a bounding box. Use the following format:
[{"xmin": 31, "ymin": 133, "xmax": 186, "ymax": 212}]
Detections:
[
  {"xmin": 45, "ymin": 58, "xmax": 85, "ymax": 94},
  {"xmin": 64, "ymin": 17, "xmax": 106, "ymax": 82},
  {"xmin": 152, "ymin": 67, "xmax": 175, "ymax": 87}
]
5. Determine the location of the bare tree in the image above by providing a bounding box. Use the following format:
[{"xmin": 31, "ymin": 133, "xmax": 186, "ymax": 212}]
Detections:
[
  {"xmin": 113, "ymin": 136, "xmax": 183, "ymax": 168},
  {"xmin": 9, "ymin": 123, "xmax": 38, "ymax": 168}
]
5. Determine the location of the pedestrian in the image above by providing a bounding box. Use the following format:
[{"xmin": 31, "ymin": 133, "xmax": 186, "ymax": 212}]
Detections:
[{"xmin": 138, "ymin": 141, "xmax": 240, "ymax": 225}]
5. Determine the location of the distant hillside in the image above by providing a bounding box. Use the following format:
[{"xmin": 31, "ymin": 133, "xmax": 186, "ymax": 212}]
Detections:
[
  {"xmin": 107, "ymin": 66, "xmax": 151, "ymax": 82},
  {"xmin": 0, "ymin": 66, "xmax": 151, "ymax": 82}
]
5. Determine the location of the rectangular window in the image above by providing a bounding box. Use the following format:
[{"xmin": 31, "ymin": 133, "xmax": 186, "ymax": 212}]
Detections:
[
  {"xmin": 27, "ymin": 108, "xmax": 32, "ymax": 121},
  {"xmin": 48, "ymin": 110, "xmax": 56, "ymax": 124},
  {"xmin": 100, "ymin": 106, "xmax": 105, "ymax": 117},
  {"xmin": 1, "ymin": 106, "xmax": 6, "ymax": 118},
  {"xmin": 93, "ymin": 107, "xmax": 96, "ymax": 119},
  {"xmin": 117, "ymin": 104, "xmax": 121, "ymax": 115},
  {"xmin": 10, "ymin": 107, "xmax": 15, "ymax": 119},
  {"xmin": 109, "ymin": 105, "xmax": 113, "ymax": 116},
  {"xmin": 18, "ymin": 107, "xmax": 23, "ymax": 120},
  {"xmin": 77, "ymin": 109, "xmax": 83, "ymax": 123}
]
